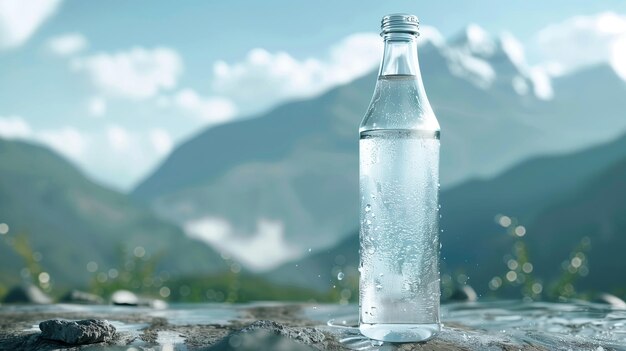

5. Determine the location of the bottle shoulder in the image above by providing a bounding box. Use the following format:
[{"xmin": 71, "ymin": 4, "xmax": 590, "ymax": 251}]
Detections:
[{"xmin": 359, "ymin": 77, "xmax": 440, "ymax": 133}]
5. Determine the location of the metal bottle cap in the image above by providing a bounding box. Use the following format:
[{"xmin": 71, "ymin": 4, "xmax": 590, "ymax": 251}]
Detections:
[{"xmin": 381, "ymin": 13, "xmax": 419, "ymax": 35}]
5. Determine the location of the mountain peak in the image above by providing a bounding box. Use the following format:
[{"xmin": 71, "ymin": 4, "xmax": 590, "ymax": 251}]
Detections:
[
  {"xmin": 417, "ymin": 25, "xmax": 445, "ymax": 48},
  {"xmin": 456, "ymin": 23, "xmax": 497, "ymax": 57},
  {"xmin": 498, "ymin": 32, "xmax": 526, "ymax": 70}
]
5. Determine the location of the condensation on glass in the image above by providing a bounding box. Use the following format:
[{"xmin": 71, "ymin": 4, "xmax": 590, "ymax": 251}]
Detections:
[{"xmin": 359, "ymin": 13, "xmax": 441, "ymax": 342}]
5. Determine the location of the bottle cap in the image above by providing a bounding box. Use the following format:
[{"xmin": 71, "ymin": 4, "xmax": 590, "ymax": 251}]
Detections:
[{"xmin": 381, "ymin": 13, "xmax": 419, "ymax": 35}]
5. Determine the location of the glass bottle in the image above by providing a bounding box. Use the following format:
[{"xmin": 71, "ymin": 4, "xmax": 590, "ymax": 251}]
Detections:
[{"xmin": 359, "ymin": 13, "xmax": 441, "ymax": 342}]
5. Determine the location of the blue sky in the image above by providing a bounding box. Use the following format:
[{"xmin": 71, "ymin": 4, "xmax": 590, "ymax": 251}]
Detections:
[{"xmin": 1, "ymin": 0, "xmax": 626, "ymax": 190}]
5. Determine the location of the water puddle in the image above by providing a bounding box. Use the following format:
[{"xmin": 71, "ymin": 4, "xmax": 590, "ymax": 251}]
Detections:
[
  {"xmin": 156, "ymin": 330, "xmax": 187, "ymax": 351},
  {"xmin": 147, "ymin": 303, "xmax": 238, "ymax": 325}
]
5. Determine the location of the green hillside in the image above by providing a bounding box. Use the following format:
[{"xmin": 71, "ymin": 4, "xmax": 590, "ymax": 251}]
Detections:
[
  {"xmin": 526, "ymin": 158, "xmax": 626, "ymax": 294},
  {"xmin": 0, "ymin": 139, "xmax": 228, "ymax": 289}
]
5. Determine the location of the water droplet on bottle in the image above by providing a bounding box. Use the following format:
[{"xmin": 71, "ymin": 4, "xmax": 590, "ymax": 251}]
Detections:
[
  {"xmin": 375, "ymin": 283, "xmax": 383, "ymax": 290},
  {"xmin": 337, "ymin": 272, "xmax": 344, "ymax": 280},
  {"xmin": 371, "ymin": 306, "xmax": 377, "ymax": 316},
  {"xmin": 365, "ymin": 204, "xmax": 371, "ymax": 212},
  {"xmin": 440, "ymin": 243, "xmax": 443, "ymax": 249},
  {"xmin": 308, "ymin": 248, "xmax": 312, "ymax": 252}
]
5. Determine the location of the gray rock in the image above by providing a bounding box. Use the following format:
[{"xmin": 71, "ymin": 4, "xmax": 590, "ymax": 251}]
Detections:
[
  {"xmin": 39, "ymin": 319, "xmax": 116, "ymax": 345},
  {"xmin": 3, "ymin": 283, "xmax": 52, "ymax": 304},
  {"xmin": 449, "ymin": 285, "xmax": 478, "ymax": 302},
  {"xmin": 60, "ymin": 290, "xmax": 104, "ymax": 304},
  {"xmin": 593, "ymin": 293, "xmax": 626, "ymax": 309},
  {"xmin": 110, "ymin": 289, "xmax": 167, "ymax": 309},
  {"xmin": 207, "ymin": 320, "xmax": 324, "ymax": 351},
  {"xmin": 110, "ymin": 290, "xmax": 138, "ymax": 305}
]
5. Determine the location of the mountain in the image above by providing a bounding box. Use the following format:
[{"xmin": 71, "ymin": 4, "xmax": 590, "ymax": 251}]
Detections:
[
  {"xmin": 268, "ymin": 133, "xmax": 626, "ymax": 294},
  {"xmin": 526, "ymin": 158, "xmax": 626, "ymax": 293},
  {"xmin": 133, "ymin": 25, "xmax": 626, "ymax": 271},
  {"xmin": 0, "ymin": 139, "xmax": 228, "ymax": 288}
]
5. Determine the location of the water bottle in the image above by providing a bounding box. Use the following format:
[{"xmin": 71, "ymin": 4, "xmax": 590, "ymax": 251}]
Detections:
[{"xmin": 359, "ymin": 14, "xmax": 441, "ymax": 342}]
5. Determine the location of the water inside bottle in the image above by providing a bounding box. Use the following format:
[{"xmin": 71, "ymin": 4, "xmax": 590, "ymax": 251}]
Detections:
[{"xmin": 359, "ymin": 128, "xmax": 440, "ymax": 342}]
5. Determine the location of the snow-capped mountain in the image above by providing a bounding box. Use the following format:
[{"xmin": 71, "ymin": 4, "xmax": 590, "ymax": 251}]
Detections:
[{"xmin": 133, "ymin": 25, "xmax": 626, "ymax": 271}]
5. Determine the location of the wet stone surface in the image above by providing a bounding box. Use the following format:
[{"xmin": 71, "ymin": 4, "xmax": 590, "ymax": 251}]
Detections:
[{"xmin": 0, "ymin": 302, "xmax": 624, "ymax": 350}]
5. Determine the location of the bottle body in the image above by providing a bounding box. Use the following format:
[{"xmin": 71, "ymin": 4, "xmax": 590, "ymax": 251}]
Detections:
[{"xmin": 359, "ymin": 15, "xmax": 441, "ymax": 343}]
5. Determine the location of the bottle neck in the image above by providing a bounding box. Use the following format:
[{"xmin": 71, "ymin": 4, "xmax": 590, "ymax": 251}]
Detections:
[{"xmin": 378, "ymin": 33, "xmax": 420, "ymax": 77}]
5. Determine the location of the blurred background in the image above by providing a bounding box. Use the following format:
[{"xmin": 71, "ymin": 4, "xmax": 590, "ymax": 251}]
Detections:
[{"xmin": 1, "ymin": 0, "xmax": 625, "ymax": 305}]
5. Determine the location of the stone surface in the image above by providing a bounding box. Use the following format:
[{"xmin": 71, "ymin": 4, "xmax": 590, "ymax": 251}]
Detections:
[
  {"xmin": 0, "ymin": 302, "xmax": 623, "ymax": 350},
  {"xmin": 39, "ymin": 319, "xmax": 116, "ymax": 345}
]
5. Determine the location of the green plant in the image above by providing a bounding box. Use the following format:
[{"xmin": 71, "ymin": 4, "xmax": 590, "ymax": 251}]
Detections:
[{"xmin": 488, "ymin": 215, "xmax": 592, "ymax": 301}]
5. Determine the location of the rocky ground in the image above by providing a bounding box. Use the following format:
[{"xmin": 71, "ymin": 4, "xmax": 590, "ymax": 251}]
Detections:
[{"xmin": 0, "ymin": 302, "xmax": 581, "ymax": 351}]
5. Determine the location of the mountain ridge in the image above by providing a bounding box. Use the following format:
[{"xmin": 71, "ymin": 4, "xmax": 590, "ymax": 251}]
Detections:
[
  {"xmin": 267, "ymin": 132, "xmax": 626, "ymax": 294},
  {"xmin": 0, "ymin": 138, "xmax": 229, "ymax": 288},
  {"xmin": 132, "ymin": 26, "xmax": 626, "ymax": 271}
]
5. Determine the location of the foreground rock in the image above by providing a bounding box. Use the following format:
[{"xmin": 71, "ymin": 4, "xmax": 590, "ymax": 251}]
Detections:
[{"xmin": 39, "ymin": 319, "xmax": 116, "ymax": 344}]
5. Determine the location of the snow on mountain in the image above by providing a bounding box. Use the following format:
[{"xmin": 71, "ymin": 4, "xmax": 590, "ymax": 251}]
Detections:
[{"xmin": 431, "ymin": 23, "xmax": 553, "ymax": 100}]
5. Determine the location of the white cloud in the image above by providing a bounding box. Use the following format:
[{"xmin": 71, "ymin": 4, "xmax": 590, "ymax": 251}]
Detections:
[
  {"xmin": 0, "ymin": 0, "xmax": 62, "ymax": 49},
  {"xmin": 87, "ymin": 96, "xmax": 106, "ymax": 117},
  {"xmin": 185, "ymin": 217, "xmax": 299, "ymax": 271},
  {"xmin": 534, "ymin": 12, "xmax": 626, "ymax": 76},
  {"xmin": 95, "ymin": 126, "xmax": 176, "ymax": 189},
  {"xmin": 38, "ymin": 127, "xmax": 90, "ymax": 160},
  {"xmin": 106, "ymin": 124, "xmax": 131, "ymax": 152},
  {"xmin": 0, "ymin": 116, "xmax": 90, "ymax": 161},
  {"xmin": 72, "ymin": 47, "xmax": 183, "ymax": 99},
  {"xmin": 0, "ymin": 115, "xmax": 175, "ymax": 190},
  {"xmin": 0, "ymin": 115, "xmax": 33, "ymax": 139},
  {"xmin": 210, "ymin": 33, "xmax": 381, "ymax": 115},
  {"xmin": 149, "ymin": 128, "xmax": 172, "ymax": 156},
  {"xmin": 174, "ymin": 89, "xmax": 236, "ymax": 123},
  {"xmin": 47, "ymin": 32, "xmax": 87, "ymax": 56}
]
